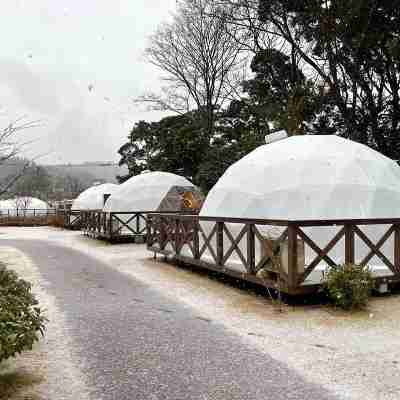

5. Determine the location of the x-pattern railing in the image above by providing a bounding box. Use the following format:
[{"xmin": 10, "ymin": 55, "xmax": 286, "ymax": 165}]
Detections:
[
  {"xmin": 81, "ymin": 211, "xmax": 149, "ymax": 238},
  {"xmin": 110, "ymin": 213, "xmax": 147, "ymax": 236},
  {"xmin": 147, "ymin": 214, "xmax": 400, "ymax": 295}
]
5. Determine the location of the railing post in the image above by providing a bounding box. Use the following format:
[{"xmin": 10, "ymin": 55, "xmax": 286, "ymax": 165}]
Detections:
[
  {"xmin": 345, "ymin": 224, "xmax": 355, "ymax": 264},
  {"xmin": 136, "ymin": 213, "xmax": 140, "ymax": 235},
  {"xmin": 193, "ymin": 219, "xmax": 200, "ymax": 259},
  {"xmin": 395, "ymin": 224, "xmax": 400, "ymax": 274},
  {"xmin": 216, "ymin": 221, "xmax": 224, "ymax": 266},
  {"xmin": 287, "ymin": 223, "xmax": 298, "ymax": 290},
  {"xmin": 146, "ymin": 215, "xmax": 152, "ymax": 246},
  {"xmin": 247, "ymin": 224, "xmax": 255, "ymax": 274}
]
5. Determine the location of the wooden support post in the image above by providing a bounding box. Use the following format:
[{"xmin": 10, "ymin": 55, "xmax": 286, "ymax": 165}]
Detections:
[
  {"xmin": 216, "ymin": 221, "xmax": 224, "ymax": 267},
  {"xmin": 395, "ymin": 224, "xmax": 400, "ymax": 274},
  {"xmin": 109, "ymin": 213, "xmax": 114, "ymax": 238},
  {"xmin": 287, "ymin": 224, "xmax": 298, "ymax": 290},
  {"xmin": 247, "ymin": 224, "xmax": 255, "ymax": 274},
  {"xmin": 345, "ymin": 224, "xmax": 355, "ymax": 264},
  {"xmin": 160, "ymin": 217, "xmax": 166, "ymax": 250},
  {"xmin": 175, "ymin": 218, "xmax": 180, "ymax": 255}
]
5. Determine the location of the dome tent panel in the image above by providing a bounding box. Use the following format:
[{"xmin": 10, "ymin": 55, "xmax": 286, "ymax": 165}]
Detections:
[
  {"xmin": 72, "ymin": 183, "xmax": 118, "ymax": 211},
  {"xmin": 198, "ymin": 135, "xmax": 400, "ymax": 283}
]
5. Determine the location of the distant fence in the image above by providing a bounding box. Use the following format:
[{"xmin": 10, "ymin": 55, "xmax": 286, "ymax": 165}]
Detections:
[
  {"xmin": 147, "ymin": 213, "xmax": 400, "ymax": 295},
  {"xmin": 0, "ymin": 209, "xmax": 57, "ymax": 226},
  {"xmin": 0, "ymin": 209, "xmax": 82, "ymax": 228}
]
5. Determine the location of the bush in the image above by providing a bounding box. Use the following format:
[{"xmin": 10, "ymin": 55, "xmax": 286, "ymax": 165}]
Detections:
[
  {"xmin": 0, "ymin": 265, "xmax": 46, "ymax": 363},
  {"xmin": 323, "ymin": 263, "xmax": 374, "ymax": 310}
]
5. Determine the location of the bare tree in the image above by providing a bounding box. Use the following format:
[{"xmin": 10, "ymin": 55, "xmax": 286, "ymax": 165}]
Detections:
[
  {"xmin": 139, "ymin": 0, "xmax": 247, "ymax": 137},
  {"xmin": 13, "ymin": 196, "xmax": 32, "ymax": 214},
  {"xmin": 0, "ymin": 118, "xmax": 41, "ymax": 196}
]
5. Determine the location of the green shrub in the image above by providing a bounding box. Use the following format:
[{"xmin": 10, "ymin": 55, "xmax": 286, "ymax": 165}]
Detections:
[
  {"xmin": 0, "ymin": 265, "xmax": 46, "ymax": 363},
  {"xmin": 323, "ymin": 263, "xmax": 374, "ymax": 310}
]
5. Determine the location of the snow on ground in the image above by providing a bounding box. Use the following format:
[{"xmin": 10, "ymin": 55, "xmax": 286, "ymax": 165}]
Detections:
[
  {"xmin": 1, "ymin": 226, "xmax": 400, "ymax": 399},
  {"xmin": 0, "ymin": 245, "xmax": 91, "ymax": 400}
]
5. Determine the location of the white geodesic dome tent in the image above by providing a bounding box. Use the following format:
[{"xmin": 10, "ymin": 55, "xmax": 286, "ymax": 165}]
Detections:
[
  {"xmin": 199, "ymin": 135, "xmax": 400, "ymax": 283},
  {"xmin": 72, "ymin": 183, "xmax": 118, "ymax": 210},
  {"xmin": 0, "ymin": 197, "xmax": 49, "ymax": 216},
  {"xmin": 103, "ymin": 171, "xmax": 196, "ymax": 235},
  {"xmin": 103, "ymin": 171, "xmax": 194, "ymax": 212}
]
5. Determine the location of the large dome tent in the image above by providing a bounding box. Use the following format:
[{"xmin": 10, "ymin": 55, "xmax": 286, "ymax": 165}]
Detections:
[
  {"xmin": 199, "ymin": 135, "xmax": 400, "ymax": 284},
  {"xmin": 72, "ymin": 183, "xmax": 119, "ymax": 210}
]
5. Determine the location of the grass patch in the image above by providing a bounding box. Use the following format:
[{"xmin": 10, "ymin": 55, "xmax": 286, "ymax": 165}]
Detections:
[{"xmin": 0, "ymin": 368, "xmax": 43, "ymax": 400}]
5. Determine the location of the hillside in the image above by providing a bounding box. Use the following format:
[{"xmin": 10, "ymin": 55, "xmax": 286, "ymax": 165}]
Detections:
[{"xmin": 44, "ymin": 162, "xmax": 128, "ymax": 185}]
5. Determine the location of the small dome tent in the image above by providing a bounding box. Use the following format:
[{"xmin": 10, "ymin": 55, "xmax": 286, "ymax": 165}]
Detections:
[
  {"xmin": 103, "ymin": 171, "xmax": 202, "ymax": 212},
  {"xmin": 199, "ymin": 135, "xmax": 400, "ymax": 283},
  {"xmin": 103, "ymin": 171, "xmax": 203, "ymax": 236},
  {"xmin": 72, "ymin": 183, "xmax": 118, "ymax": 210},
  {"xmin": 0, "ymin": 197, "xmax": 49, "ymax": 216}
]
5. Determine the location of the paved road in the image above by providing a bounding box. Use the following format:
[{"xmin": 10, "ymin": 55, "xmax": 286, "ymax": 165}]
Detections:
[{"xmin": 3, "ymin": 239, "xmax": 340, "ymax": 400}]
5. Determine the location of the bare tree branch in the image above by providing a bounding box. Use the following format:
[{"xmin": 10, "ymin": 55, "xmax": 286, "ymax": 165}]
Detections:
[
  {"xmin": 136, "ymin": 0, "xmax": 248, "ymax": 136},
  {"xmin": 0, "ymin": 118, "xmax": 42, "ymax": 196}
]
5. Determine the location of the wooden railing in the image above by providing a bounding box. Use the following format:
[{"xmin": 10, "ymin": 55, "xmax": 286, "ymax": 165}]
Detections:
[
  {"xmin": 147, "ymin": 214, "xmax": 400, "ymax": 295},
  {"xmin": 80, "ymin": 210, "xmax": 147, "ymax": 239},
  {"xmin": 80, "ymin": 210, "xmax": 198, "ymax": 241}
]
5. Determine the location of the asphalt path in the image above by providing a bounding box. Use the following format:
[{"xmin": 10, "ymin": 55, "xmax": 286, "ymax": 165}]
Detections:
[{"xmin": 3, "ymin": 239, "xmax": 341, "ymax": 400}]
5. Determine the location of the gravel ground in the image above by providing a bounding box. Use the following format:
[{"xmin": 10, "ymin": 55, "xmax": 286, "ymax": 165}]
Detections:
[
  {"xmin": 1, "ymin": 227, "xmax": 400, "ymax": 399},
  {"xmin": 0, "ymin": 238, "xmax": 338, "ymax": 400}
]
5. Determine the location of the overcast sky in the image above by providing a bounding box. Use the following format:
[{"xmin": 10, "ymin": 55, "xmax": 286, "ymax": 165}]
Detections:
[{"xmin": 0, "ymin": 0, "xmax": 177, "ymax": 164}]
